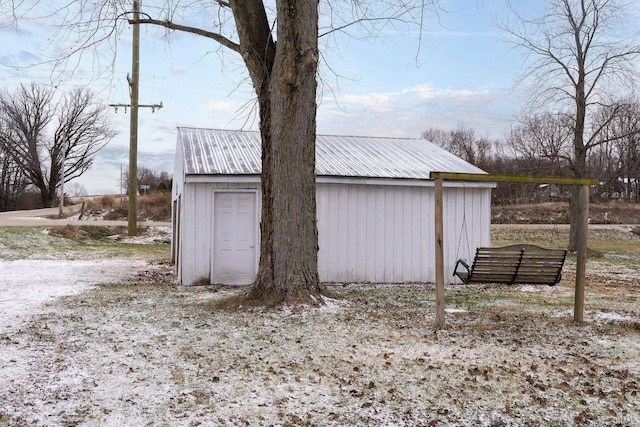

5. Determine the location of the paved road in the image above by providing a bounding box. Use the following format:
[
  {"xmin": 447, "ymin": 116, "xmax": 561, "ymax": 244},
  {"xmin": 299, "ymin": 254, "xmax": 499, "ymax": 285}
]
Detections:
[{"xmin": 0, "ymin": 206, "xmax": 171, "ymax": 227}]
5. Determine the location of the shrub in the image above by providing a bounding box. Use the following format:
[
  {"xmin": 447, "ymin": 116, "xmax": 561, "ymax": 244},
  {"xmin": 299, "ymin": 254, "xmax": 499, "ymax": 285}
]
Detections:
[
  {"xmin": 99, "ymin": 195, "xmax": 117, "ymax": 209},
  {"xmin": 138, "ymin": 191, "xmax": 172, "ymax": 221}
]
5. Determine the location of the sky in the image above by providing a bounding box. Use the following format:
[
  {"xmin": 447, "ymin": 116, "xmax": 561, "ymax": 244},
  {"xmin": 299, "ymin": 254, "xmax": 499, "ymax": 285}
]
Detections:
[{"xmin": 0, "ymin": 0, "xmax": 616, "ymax": 194}]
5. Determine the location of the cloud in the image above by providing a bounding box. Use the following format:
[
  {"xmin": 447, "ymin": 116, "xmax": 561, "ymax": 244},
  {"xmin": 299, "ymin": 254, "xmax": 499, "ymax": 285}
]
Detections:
[
  {"xmin": 198, "ymin": 99, "xmax": 237, "ymax": 114},
  {"xmin": 340, "ymin": 93, "xmax": 394, "ymax": 113},
  {"xmin": 0, "ymin": 50, "xmax": 41, "ymax": 67},
  {"xmin": 333, "ymin": 83, "xmax": 496, "ymax": 119},
  {"xmin": 0, "ymin": 17, "xmax": 31, "ymax": 35},
  {"xmin": 171, "ymin": 66, "xmax": 187, "ymax": 75},
  {"xmin": 404, "ymin": 83, "xmax": 491, "ymax": 102},
  {"xmin": 318, "ymin": 82, "xmax": 510, "ymax": 139}
]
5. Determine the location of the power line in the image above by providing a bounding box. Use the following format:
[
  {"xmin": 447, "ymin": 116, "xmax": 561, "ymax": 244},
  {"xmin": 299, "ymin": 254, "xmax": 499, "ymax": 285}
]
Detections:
[{"xmin": 108, "ymin": 0, "xmax": 163, "ymax": 237}]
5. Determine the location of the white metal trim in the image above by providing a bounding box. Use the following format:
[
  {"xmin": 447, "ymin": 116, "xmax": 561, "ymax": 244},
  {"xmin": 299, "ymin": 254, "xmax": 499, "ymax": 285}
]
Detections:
[
  {"xmin": 186, "ymin": 174, "xmax": 495, "ymax": 189},
  {"xmin": 317, "ymin": 176, "xmax": 496, "ymax": 188},
  {"xmin": 187, "ymin": 175, "xmax": 261, "ymax": 184}
]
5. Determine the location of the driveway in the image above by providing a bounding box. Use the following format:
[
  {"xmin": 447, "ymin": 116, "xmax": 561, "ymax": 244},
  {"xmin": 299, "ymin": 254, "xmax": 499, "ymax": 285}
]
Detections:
[{"xmin": 0, "ymin": 208, "xmax": 171, "ymax": 333}]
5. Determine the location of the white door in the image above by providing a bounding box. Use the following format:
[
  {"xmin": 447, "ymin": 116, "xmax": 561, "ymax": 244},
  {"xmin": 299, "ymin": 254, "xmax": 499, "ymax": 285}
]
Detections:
[{"xmin": 212, "ymin": 192, "xmax": 257, "ymax": 285}]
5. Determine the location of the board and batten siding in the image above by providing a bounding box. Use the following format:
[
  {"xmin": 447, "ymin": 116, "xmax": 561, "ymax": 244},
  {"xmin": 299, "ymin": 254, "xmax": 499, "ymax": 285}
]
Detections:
[
  {"xmin": 442, "ymin": 185, "xmax": 492, "ymax": 282},
  {"xmin": 175, "ymin": 178, "xmax": 491, "ymax": 286},
  {"xmin": 316, "ymin": 181, "xmax": 491, "ymax": 283}
]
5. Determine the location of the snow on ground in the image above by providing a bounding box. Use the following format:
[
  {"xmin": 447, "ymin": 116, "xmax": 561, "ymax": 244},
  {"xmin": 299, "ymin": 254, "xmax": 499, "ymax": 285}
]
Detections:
[
  {"xmin": 1, "ymin": 278, "xmax": 639, "ymax": 426},
  {"xmin": 0, "ymin": 224, "xmax": 639, "ymax": 426},
  {"xmin": 117, "ymin": 226, "xmax": 172, "ymax": 244},
  {"xmin": 0, "ymin": 259, "xmax": 148, "ymax": 333}
]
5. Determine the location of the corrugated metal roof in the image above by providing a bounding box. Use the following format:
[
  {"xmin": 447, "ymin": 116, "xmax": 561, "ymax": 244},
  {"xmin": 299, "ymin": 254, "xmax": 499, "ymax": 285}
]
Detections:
[{"xmin": 178, "ymin": 127, "xmax": 486, "ymax": 179}]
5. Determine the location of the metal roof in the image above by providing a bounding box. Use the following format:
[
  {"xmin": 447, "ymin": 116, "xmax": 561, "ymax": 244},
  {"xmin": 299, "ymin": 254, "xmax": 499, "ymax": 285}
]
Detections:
[{"xmin": 178, "ymin": 127, "xmax": 486, "ymax": 179}]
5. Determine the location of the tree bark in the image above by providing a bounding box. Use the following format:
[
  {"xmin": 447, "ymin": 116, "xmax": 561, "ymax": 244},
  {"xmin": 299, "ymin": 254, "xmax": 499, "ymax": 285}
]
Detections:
[{"xmin": 233, "ymin": 0, "xmax": 323, "ymax": 306}]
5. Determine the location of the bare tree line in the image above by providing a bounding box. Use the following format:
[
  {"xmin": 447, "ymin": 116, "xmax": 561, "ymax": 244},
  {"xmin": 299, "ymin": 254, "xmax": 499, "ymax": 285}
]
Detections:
[
  {"xmin": 424, "ymin": 97, "xmax": 640, "ymax": 205},
  {"xmin": 0, "ymin": 83, "xmax": 115, "ymax": 211}
]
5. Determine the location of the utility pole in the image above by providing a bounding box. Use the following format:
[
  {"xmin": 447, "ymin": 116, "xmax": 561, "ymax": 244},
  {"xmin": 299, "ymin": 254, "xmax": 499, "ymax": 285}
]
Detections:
[
  {"xmin": 128, "ymin": 0, "xmax": 140, "ymax": 236},
  {"xmin": 120, "ymin": 164, "xmax": 123, "ymax": 205},
  {"xmin": 109, "ymin": 0, "xmax": 162, "ymax": 236},
  {"xmin": 58, "ymin": 143, "xmax": 66, "ymax": 218}
]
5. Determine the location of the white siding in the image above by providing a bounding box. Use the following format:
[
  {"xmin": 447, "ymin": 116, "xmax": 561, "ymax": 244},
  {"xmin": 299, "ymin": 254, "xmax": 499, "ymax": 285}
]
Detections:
[
  {"xmin": 442, "ymin": 185, "xmax": 492, "ymax": 283},
  {"xmin": 171, "ymin": 142, "xmax": 185, "ymax": 265},
  {"xmin": 317, "ymin": 182, "xmax": 491, "ymax": 283},
  {"xmin": 176, "ymin": 179, "xmax": 491, "ymax": 286}
]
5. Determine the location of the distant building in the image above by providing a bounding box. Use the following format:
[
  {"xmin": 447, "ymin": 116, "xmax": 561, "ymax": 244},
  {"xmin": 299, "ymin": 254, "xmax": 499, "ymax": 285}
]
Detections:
[{"xmin": 172, "ymin": 128, "xmax": 493, "ymax": 286}]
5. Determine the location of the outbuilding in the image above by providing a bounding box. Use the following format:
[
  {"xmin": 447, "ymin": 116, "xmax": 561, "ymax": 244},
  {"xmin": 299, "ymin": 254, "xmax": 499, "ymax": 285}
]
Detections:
[{"xmin": 171, "ymin": 127, "xmax": 493, "ymax": 286}]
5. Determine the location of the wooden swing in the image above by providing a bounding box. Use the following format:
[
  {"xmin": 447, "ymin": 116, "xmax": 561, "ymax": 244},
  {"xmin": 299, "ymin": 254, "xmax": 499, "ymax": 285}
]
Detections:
[
  {"xmin": 431, "ymin": 172, "xmax": 597, "ymax": 329},
  {"xmin": 453, "ymin": 244, "xmax": 567, "ymax": 286},
  {"xmin": 450, "ymin": 182, "xmax": 567, "ymax": 287}
]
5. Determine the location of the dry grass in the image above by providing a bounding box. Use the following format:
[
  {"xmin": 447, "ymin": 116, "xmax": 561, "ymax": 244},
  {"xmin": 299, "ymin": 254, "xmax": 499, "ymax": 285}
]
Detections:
[
  {"xmin": 493, "ymin": 201, "xmax": 640, "ymax": 224},
  {"xmin": 74, "ymin": 191, "xmax": 172, "ymax": 222},
  {"xmin": 0, "ymin": 226, "xmax": 171, "ymax": 261},
  {"xmin": 0, "ymin": 224, "xmax": 639, "ymax": 426},
  {"xmin": 49, "ymin": 225, "xmax": 116, "ymax": 240},
  {"xmin": 139, "ymin": 191, "xmax": 172, "ymax": 221}
]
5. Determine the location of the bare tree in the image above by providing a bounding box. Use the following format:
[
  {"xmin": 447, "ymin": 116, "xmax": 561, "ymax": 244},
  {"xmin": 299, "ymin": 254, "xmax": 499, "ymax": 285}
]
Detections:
[
  {"xmin": 589, "ymin": 99, "xmax": 640, "ymax": 200},
  {"xmin": 0, "ymin": 108, "xmax": 29, "ymax": 211},
  {"xmin": 0, "ymin": 148, "xmax": 28, "ymax": 211},
  {"xmin": 123, "ymin": 166, "xmax": 171, "ymax": 193},
  {"xmin": 66, "ymin": 182, "xmax": 88, "ymax": 198},
  {"xmin": 611, "ymin": 103, "xmax": 640, "ymax": 201},
  {"xmin": 0, "ymin": 83, "xmax": 115, "ymax": 207},
  {"xmin": 21, "ymin": 1, "xmax": 436, "ymax": 306},
  {"xmin": 422, "ymin": 126, "xmax": 493, "ymax": 169},
  {"xmin": 503, "ymin": 0, "xmax": 640, "ymax": 249},
  {"xmin": 506, "ymin": 112, "xmax": 572, "ymax": 173}
]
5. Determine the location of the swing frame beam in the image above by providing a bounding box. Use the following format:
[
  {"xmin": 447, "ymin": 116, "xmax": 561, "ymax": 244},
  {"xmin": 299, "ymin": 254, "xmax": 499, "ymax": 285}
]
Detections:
[{"xmin": 430, "ymin": 172, "xmax": 598, "ymax": 330}]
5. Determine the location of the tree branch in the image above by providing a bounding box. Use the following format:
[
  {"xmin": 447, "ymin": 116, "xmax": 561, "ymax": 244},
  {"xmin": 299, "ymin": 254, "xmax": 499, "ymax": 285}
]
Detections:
[{"xmin": 131, "ymin": 18, "xmax": 240, "ymax": 54}]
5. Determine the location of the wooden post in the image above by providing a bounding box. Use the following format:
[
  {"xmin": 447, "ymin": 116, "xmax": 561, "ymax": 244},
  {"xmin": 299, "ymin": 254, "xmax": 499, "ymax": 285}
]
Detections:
[
  {"xmin": 429, "ymin": 171, "xmax": 597, "ymax": 326},
  {"xmin": 574, "ymin": 184, "xmax": 589, "ymax": 323},
  {"xmin": 128, "ymin": 0, "xmax": 140, "ymax": 236},
  {"xmin": 58, "ymin": 143, "xmax": 66, "ymax": 218},
  {"xmin": 434, "ymin": 177, "xmax": 445, "ymax": 329}
]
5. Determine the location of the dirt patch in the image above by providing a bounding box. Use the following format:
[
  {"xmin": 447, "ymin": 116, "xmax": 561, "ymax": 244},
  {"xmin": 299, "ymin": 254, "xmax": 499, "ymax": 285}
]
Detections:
[
  {"xmin": 49, "ymin": 225, "xmax": 164, "ymax": 241},
  {"xmin": 49, "ymin": 225, "xmax": 119, "ymax": 240}
]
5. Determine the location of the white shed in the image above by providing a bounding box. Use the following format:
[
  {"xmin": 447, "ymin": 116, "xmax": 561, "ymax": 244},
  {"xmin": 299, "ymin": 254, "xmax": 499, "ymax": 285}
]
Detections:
[{"xmin": 172, "ymin": 127, "xmax": 493, "ymax": 286}]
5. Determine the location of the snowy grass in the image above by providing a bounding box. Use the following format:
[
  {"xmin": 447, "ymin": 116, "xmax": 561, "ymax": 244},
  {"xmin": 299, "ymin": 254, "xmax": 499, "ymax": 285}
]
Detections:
[
  {"xmin": 0, "ymin": 225, "xmax": 639, "ymax": 426},
  {"xmin": 2, "ymin": 281, "xmax": 639, "ymax": 426},
  {"xmin": 0, "ymin": 226, "xmax": 171, "ymax": 261}
]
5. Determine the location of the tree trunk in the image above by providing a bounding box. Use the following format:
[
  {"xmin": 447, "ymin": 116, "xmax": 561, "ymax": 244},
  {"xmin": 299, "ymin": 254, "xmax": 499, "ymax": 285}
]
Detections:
[
  {"xmin": 237, "ymin": 0, "xmax": 323, "ymax": 306},
  {"xmin": 39, "ymin": 187, "xmax": 53, "ymax": 208},
  {"xmin": 569, "ymin": 58, "xmax": 587, "ymax": 251}
]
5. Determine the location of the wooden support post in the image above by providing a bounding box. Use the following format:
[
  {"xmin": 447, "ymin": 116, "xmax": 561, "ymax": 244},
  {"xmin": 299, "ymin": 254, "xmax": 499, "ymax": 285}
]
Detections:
[
  {"xmin": 434, "ymin": 177, "xmax": 445, "ymax": 329},
  {"xmin": 574, "ymin": 184, "xmax": 589, "ymax": 323},
  {"xmin": 429, "ymin": 171, "xmax": 597, "ymax": 326}
]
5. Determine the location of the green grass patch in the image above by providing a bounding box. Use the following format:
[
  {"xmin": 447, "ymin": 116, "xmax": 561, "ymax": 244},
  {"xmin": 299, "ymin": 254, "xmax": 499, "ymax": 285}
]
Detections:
[{"xmin": 0, "ymin": 226, "xmax": 170, "ymax": 261}]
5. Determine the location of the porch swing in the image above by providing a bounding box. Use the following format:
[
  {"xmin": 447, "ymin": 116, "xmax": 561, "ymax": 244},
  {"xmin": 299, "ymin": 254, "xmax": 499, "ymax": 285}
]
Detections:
[
  {"xmin": 431, "ymin": 171, "xmax": 597, "ymax": 329},
  {"xmin": 450, "ymin": 183, "xmax": 568, "ymax": 286}
]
